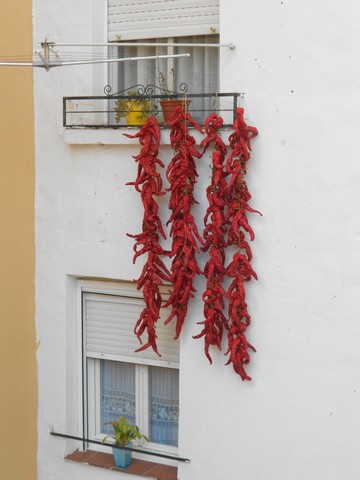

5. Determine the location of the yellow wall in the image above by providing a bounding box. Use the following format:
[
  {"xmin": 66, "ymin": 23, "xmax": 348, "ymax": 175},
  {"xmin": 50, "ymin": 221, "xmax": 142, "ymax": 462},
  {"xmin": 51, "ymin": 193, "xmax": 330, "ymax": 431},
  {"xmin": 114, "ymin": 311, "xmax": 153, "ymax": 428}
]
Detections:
[{"xmin": 0, "ymin": 1, "xmax": 37, "ymax": 479}]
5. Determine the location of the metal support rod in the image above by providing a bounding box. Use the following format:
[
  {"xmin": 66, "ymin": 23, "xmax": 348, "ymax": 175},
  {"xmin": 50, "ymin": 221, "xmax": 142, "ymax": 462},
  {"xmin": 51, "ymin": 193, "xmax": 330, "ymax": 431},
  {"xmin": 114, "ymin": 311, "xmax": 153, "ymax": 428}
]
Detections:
[
  {"xmin": 59, "ymin": 53, "xmax": 190, "ymax": 67},
  {"xmin": 43, "ymin": 41, "xmax": 50, "ymax": 60},
  {"xmin": 35, "ymin": 49, "xmax": 50, "ymax": 71},
  {"xmin": 0, "ymin": 53, "xmax": 190, "ymax": 69},
  {"xmin": 45, "ymin": 42, "xmax": 235, "ymax": 49},
  {"xmin": 0, "ymin": 62, "xmax": 35, "ymax": 67},
  {"xmin": 50, "ymin": 431, "xmax": 190, "ymax": 463},
  {"xmin": 62, "ymin": 97, "xmax": 67, "ymax": 128}
]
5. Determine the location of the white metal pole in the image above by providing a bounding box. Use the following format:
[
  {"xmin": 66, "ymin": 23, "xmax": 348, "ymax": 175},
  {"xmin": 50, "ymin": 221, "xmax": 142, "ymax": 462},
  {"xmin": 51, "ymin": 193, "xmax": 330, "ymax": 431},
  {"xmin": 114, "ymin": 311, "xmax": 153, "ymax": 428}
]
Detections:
[
  {"xmin": 0, "ymin": 53, "xmax": 190, "ymax": 69},
  {"xmin": 48, "ymin": 42, "xmax": 235, "ymax": 49},
  {"xmin": 59, "ymin": 53, "xmax": 190, "ymax": 67},
  {"xmin": 0, "ymin": 62, "xmax": 35, "ymax": 66}
]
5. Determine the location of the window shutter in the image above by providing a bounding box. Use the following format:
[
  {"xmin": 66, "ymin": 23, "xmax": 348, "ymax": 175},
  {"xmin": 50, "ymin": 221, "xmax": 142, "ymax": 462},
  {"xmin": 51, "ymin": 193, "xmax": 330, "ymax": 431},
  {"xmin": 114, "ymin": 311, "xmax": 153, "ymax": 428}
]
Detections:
[
  {"xmin": 108, "ymin": 0, "xmax": 219, "ymax": 41},
  {"xmin": 84, "ymin": 292, "xmax": 179, "ymax": 365}
]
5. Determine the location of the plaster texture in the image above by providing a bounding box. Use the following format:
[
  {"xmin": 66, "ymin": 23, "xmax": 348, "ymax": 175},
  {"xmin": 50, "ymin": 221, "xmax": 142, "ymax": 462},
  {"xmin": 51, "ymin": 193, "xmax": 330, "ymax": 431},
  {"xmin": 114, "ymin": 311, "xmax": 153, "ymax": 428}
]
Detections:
[{"xmin": 35, "ymin": 1, "xmax": 360, "ymax": 479}]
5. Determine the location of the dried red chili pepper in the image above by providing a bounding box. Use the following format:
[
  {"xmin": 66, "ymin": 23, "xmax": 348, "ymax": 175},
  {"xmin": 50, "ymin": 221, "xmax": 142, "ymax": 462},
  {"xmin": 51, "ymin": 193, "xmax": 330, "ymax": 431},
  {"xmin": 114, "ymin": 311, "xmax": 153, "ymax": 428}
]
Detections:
[
  {"xmin": 164, "ymin": 107, "xmax": 204, "ymax": 339},
  {"xmin": 224, "ymin": 107, "xmax": 259, "ymax": 380},
  {"xmin": 194, "ymin": 113, "xmax": 230, "ymax": 362},
  {"xmin": 125, "ymin": 117, "xmax": 171, "ymax": 355}
]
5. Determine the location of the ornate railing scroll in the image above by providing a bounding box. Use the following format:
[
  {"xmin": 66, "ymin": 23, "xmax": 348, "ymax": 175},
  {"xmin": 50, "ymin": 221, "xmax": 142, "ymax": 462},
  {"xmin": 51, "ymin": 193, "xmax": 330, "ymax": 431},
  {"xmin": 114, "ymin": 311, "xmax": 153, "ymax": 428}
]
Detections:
[{"xmin": 104, "ymin": 83, "xmax": 189, "ymax": 98}]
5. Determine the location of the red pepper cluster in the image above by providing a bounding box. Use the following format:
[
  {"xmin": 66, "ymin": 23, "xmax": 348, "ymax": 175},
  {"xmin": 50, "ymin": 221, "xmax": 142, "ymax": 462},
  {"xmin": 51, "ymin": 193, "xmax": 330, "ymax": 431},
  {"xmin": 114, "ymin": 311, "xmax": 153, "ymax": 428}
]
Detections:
[
  {"xmin": 193, "ymin": 114, "xmax": 229, "ymax": 362},
  {"xmin": 193, "ymin": 109, "xmax": 259, "ymax": 380},
  {"xmin": 164, "ymin": 107, "xmax": 205, "ymax": 339},
  {"xmin": 125, "ymin": 117, "xmax": 171, "ymax": 356},
  {"xmin": 126, "ymin": 108, "xmax": 259, "ymax": 380},
  {"xmin": 224, "ymin": 107, "xmax": 260, "ymax": 380}
]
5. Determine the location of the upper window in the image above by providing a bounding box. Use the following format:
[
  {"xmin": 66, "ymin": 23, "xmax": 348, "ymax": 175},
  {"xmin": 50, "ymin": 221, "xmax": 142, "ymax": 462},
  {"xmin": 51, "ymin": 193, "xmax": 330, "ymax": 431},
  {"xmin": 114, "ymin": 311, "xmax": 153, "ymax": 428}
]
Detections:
[
  {"xmin": 63, "ymin": 1, "xmax": 225, "ymax": 129},
  {"xmin": 81, "ymin": 282, "xmax": 180, "ymax": 459},
  {"xmin": 107, "ymin": 0, "xmax": 220, "ymax": 122},
  {"xmin": 110, "ymin": 35, "xmax": 219, "ymax": 95}
]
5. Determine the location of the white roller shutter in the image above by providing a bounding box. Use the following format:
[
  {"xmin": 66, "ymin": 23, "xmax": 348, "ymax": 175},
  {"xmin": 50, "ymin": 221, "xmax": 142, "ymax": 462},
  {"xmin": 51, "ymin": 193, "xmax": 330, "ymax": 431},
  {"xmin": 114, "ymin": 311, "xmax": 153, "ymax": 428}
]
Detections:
[
  {"xmin": 108, "ymin": 0, "xmax": 219, "ymax": 41},
  {"xmin": 84, "ymin": 292, "xmax": 179, "ymax": 365}
]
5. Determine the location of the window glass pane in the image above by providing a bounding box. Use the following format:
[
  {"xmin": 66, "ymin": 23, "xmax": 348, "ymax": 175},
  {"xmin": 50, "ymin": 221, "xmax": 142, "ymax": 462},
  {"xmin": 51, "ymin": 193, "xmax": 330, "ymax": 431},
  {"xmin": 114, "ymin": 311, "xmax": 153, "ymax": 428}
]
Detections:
[
  {"xmin": 113, "ymin": 35, "xmax": 219, "ymax": 96},
  {"xmin": 111, "ymin": 36, "xmax": 219, "ymax": 124},
  {"xmin": 149, "ymin": 366, "xmax": 179, "ymax": 447},
  {"xmin": 174, "ymin": 35, "xmax": 219, "ymax": 123},
  {"xmin": 174, "ymin": 35, "xmax": 219, "ymax": 93},
  {"xmin": 101, "ymin": 360, "xmax": 136, "ymax": 434},
  {"xmin": 114, "ymin": 41, "xmax": 159, "ymax": 92}
]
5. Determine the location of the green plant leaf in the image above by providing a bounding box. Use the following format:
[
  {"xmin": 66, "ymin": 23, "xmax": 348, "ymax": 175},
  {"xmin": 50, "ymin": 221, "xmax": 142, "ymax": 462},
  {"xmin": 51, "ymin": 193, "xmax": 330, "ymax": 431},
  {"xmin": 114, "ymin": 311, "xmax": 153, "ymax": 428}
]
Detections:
[{"xmin": 102, "ymin": 416, "xmax": 149, "ymax": 447}]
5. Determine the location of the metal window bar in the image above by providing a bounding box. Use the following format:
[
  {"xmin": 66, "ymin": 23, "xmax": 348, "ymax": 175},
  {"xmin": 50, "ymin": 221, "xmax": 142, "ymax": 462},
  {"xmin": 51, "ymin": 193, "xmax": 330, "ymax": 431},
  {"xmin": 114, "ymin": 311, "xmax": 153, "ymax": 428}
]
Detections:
[
  {"xmin": 0, "ymin": 53, "xmax": 190, "ymax": 70},
  {"xmin": 50, "ymin": 431, "xmax": 190, "ymax": 463},
  {"xmin": 0, "ymin": 40, "xmax": 235, "ymax": 69},
  {"xmin": 46, "ymin": 42, "xmax": 235, "ymax": 49},
  {"xmin": 63, "ymin": 91, "xmax": 240, "ymax": 128}
]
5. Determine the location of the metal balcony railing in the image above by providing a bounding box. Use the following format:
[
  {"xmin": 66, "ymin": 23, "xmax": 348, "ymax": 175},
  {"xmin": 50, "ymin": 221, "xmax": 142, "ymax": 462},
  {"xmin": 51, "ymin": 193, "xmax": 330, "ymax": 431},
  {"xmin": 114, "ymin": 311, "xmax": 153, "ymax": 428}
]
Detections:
[{"xmin": 63, "ymin": 84, "xmax": 240, "ymax": 128}]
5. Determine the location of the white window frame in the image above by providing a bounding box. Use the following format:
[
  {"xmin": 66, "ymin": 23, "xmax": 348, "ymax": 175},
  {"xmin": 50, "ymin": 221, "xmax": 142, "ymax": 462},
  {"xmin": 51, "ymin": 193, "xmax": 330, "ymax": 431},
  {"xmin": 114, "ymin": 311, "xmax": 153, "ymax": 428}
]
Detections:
[
  {"xmin": 108, "ymin": 34, "xmax": 220, "ymax": 93},
  {"xmin": 88, "ymin": 1, "xmax": 223, "ymax": 127},
  {"xmin": 76, "ymin": 279, "xmax": 180, "ymax": 464}
]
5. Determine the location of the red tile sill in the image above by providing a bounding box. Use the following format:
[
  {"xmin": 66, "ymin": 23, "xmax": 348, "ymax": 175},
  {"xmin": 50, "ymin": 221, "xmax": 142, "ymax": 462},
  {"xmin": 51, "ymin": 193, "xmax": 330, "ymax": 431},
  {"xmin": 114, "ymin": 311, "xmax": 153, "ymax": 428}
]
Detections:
[{"xmin": 65, "ymin": 449, "xmax": 178, "ymax": 480}]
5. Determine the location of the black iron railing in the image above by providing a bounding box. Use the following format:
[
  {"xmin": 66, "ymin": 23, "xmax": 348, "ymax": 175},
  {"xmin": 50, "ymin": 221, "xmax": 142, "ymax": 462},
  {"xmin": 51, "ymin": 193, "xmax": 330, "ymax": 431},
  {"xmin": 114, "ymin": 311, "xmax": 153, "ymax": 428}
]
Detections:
[
  {"xmin": 63, "ymin": 84, "xmax": 240, "ymax": 128},
  {"xmin": 50, "ymin": 431, "xmax": 190, "ymax": 463}
]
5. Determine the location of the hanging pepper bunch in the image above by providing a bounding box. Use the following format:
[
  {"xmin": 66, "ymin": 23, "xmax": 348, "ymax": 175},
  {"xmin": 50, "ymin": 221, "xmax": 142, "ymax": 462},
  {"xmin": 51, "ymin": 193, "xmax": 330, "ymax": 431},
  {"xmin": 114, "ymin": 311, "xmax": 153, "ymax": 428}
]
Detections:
[
  {"xmin": 125, "ymin": 106, "xmax": 259, "ymax": 380},
  {"xmin": 193, "ymin": 114, "xmax": 229, "ymax": 362},
  {"xmin": 164, "ymin": 107, "xmax": 204, "ymax": 339},
  {"xmin": 224, "ymin": 107, "xmax": 260, "ymax": 380},
  {"xmin": 124, "ymin": 117, "xmax": 171, "ymax": 355}
]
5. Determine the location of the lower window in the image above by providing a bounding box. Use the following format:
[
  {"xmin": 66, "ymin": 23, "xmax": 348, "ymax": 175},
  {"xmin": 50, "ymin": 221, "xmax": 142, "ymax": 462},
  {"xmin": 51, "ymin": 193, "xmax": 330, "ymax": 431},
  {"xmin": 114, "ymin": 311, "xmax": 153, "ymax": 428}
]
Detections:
[{"xmin": 81, "ymin": 282, "xmax": 180, "ymax": 457}]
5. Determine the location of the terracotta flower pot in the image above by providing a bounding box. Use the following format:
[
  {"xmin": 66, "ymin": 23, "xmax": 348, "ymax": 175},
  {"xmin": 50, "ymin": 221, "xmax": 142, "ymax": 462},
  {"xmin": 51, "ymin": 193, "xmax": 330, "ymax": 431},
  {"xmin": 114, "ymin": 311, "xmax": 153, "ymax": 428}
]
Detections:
[{"xmin": 160, "ymin": 99, "xmax": 191, "ymax": 124}]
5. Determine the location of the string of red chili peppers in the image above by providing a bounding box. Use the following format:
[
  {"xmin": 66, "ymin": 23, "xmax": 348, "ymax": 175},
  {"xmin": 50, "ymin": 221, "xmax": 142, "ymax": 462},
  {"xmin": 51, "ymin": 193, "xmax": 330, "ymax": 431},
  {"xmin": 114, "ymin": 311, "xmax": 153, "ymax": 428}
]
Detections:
[
  {"xmin": 125, "ymin": 107, "xmax": 259, "ymax": 379},
  {"xmin": 224, "ymin": 107, "xmax": 260, "ymax": 380},
  {"xmin": 193, "ymin": 113, "xmax": 229, "ymax": 363},
  {"xmin": 164, "ymin": 106, "xmax": 205, "ymax": 339},
  {"xmin": 124, "ymin": 117, "xmax": 171, "ymax": 356}
]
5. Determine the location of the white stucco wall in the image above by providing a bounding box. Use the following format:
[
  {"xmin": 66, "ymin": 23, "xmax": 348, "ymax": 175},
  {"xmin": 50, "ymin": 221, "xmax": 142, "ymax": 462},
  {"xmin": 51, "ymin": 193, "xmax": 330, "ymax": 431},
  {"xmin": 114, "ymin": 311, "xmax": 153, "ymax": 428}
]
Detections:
[{"xmin": 35, "ymin": 1, "xmax": 360, "ymax": 479}]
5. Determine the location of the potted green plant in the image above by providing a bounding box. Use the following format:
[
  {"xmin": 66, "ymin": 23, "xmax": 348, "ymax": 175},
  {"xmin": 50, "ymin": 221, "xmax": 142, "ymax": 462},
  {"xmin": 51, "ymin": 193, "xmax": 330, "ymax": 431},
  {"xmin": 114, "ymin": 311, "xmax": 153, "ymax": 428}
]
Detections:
[
  {"xmin": 102, "ymin": 416, "xmax": 149, "ymax": 468},
  {"xmin": 114, "ymin": 91, "xmax": 158, "ymax": 126},
  {"xmin": 158, "ymin": 69, "xmax": 190, "ymax": 124}
]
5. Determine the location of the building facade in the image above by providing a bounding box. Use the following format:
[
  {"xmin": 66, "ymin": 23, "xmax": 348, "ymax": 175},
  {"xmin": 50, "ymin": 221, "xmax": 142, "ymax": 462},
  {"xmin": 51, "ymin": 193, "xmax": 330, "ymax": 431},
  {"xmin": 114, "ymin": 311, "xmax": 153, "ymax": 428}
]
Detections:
[{"xmin": 33, "ymin": 1, "xmax": 360, "ymax": 480}]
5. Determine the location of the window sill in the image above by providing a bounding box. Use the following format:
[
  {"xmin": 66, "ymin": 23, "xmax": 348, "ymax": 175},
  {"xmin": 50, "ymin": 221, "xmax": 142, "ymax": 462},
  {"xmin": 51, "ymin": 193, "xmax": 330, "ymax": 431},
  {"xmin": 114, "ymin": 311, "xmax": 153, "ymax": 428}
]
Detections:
[
  {"xmin": 65, "ymin": 449, "xmax": 178, "ymax": 480},
  {"xmin": 63, "ymin": 126, "xmax": 233, "ymax": 146}
]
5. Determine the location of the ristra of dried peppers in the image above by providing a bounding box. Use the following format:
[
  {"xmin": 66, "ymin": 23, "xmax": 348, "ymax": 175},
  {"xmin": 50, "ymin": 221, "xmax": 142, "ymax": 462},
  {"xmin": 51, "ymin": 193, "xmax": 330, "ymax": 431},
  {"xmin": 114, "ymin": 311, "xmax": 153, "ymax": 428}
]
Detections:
[
  {"xmin": 224, "ymin": 107, "xmax": 260, "ymax": 380},
  {"xmin": 193, "ymin": 113, "xmax": 229, "ymax": 362},
  {"xmin": 164, "ymin": 106, "xmax": 204, "ymax": 339},
  {"xmin": 124, "ymin": 117, "xmax": 171, "ymax": 356}
]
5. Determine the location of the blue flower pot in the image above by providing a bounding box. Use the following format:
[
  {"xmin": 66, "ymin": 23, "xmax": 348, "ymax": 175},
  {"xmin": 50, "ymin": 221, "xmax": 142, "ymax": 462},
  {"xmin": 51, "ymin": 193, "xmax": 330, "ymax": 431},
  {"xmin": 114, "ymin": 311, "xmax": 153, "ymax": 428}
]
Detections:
[{"xmin": 113, "ymin": 443, "xmax": 133, "ymax": 468}]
